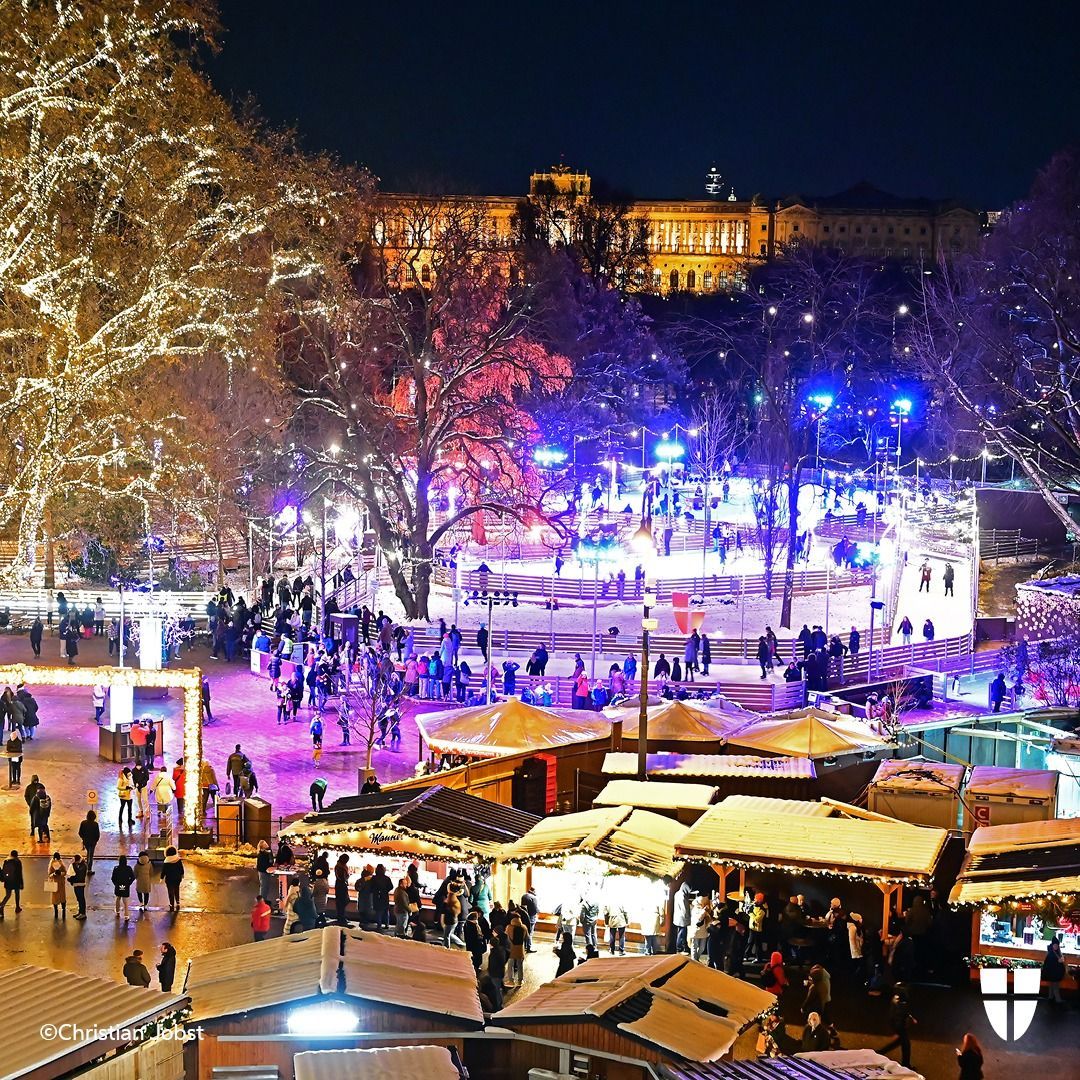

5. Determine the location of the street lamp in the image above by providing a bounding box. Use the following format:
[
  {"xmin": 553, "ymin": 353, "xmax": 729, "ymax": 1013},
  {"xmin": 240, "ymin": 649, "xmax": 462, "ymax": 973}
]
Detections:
[{"xmin": 891, "ymin": 398, "xmax": 912, "ymax": 490}]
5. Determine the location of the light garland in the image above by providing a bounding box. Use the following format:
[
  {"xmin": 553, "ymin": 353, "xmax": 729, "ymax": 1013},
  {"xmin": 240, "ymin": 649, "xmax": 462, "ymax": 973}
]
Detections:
[
  {"xmin": 0, "ymin": 664, "xmax": 203, "ymax": 831},
  {"xmin": 679, "ymin": 854, "xmax": 930, "ymax": 887}
]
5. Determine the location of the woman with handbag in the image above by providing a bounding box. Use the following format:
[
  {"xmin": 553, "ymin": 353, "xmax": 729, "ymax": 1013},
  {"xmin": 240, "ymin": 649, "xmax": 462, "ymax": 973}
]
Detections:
[{"xmin": 46, "ymin": 852, "xmax": 66, "ymax": 919}]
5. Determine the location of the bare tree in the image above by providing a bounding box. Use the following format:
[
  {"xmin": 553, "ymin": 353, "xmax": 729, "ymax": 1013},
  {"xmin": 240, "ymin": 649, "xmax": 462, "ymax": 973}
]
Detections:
[
  {"xmin": 907, "ymin": 149, "xmax": 1080, "ymax": 533},
  {"xmin": 341, "ymin": 660, "xmax": 404, "ymax": 772}
]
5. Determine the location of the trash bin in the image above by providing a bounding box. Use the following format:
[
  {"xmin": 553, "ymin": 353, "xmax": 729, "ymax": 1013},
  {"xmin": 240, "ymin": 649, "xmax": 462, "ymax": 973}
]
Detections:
[
  {"xmin": 217, "ymin": 797, "xmax": 242, "ymax": 847},
  {"xmin": 243, "ymin": 796, "xmax": 272, "ymax": 847}
]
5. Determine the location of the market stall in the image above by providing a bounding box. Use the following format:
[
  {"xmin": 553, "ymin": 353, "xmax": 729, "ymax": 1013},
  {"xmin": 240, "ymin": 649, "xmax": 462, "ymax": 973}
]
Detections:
[
  {"xmin": 676, "ymin": 798, "xmax": 948, "ymax": 930},
  {"xmin": 961, "ymin": 765, "xmax": 1059, "ymax": 833},
  {"xmin": 867, "ymin": 757, "xmax": 966, "ymax": 829},
  {"xmin": 950, "ymin": 817, "xmax": 1080, "ymax": 977},
  {"xmin": 414, "ymin": 697, "xmax": 611, "ymax": 760},
  {"xmin": 278, "ymin": 784, "xmax": 539, "ymax": 913},
  {"xmin": 498, "ymin": 805, "xmax": 686, "ymax": 945},
  {"xmin": 593, "ymin": 779, "xmax": 718, "ymax": 823},
  {"xmin": 724, "ymin": 706, "xmax": 891, "ymax": 760},
  {"xmin": 604, "ymin": 698, "xmax": 753, "ymax": 751}
]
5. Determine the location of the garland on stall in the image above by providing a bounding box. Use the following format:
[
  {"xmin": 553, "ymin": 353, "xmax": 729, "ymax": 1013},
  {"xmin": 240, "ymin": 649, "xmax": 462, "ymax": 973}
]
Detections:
[{"xmin": 967, "ymin": 954, "xmax": 1042, "ymax": 970}]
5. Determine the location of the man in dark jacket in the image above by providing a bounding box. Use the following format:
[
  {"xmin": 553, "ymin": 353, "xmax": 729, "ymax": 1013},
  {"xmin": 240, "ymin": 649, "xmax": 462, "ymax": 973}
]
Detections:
[
  {"xmin": 477, "ymin": 623, "xmax": 489, "ymax": 662},
  {"xmin": 0, "ymin": 849, "xmax": 24, "ymax": 915},
  {"xmin": 78, "ymin": 810, "xmax": 100, "ymax": 874},
  {"xmin": 798, "ymin": 624, "xmax": 813, "ymax": 658},
  {"xmin": 16, "ymin": 686, "xmax": 38, "ymax": 739},
  {"xmin": 23, "ymin": 775, "xmax": 43, "ymax": 835},
  {"xmin": 123, "ymin": 950, "xmax": 151, "ymax": 987},
  {"xmin": 29, "ymin": 618, "xmax": 43, "ymax": 657}
]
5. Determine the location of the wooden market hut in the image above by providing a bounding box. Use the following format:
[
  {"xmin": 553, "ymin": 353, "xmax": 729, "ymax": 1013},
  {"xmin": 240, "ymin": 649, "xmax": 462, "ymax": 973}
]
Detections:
[
  {"xmin": 182, "ymin": 927, "xmax": 484, "ymax": 1080},
  {"xmin": 593, "ymin": 779, "xmax": 719, "ymax": 824},
  {"xmin": 676, "ymin": 798, "xmax": 949, "ymax": 931},
  {"xmin": 293, "ymin": 1045, "xmax": 467, "ymax": 1080},
  {"xmin": 950, "ymin": 817, "xmax": 1080, "ymax": 980},
  {"xmin": 488, "ymin": 954, "xmax": 775, "ymax": 1080},
  {"xmin": 278, "ymin": 785, "xmax": 539, "ymax": 911}
]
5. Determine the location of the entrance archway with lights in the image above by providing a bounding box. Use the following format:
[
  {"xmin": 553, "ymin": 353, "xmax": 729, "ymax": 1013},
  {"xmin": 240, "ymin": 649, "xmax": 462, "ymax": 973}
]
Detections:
[{"xmin": 0, "ymin": 663, "xmax": 205, "ymax": 831}]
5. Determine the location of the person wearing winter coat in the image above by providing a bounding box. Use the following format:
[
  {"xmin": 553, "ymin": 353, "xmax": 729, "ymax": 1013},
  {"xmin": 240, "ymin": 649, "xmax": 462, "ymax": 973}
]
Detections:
[
  {"xmin": 800, "ymin": 1012, "xmax": 830, "ymax": 1052},
  {"xmin": 333, "ymin": 855, "xmax": 351, "ymax": 925},
  {"xmin": 134, "ymin": 851, "xmax": 154, "ymax": 908},
  {"xmin": 68, "ymin": 853, "xmax": 88, "ymax": 919},
  {"xmin": 604, "ymin": 902, "xmax": 628, "ymax": 955},
  {"xmin": 763, "ymin": 951, "xmax": 788, "ymax": 996},
  {"xmin": 507, "ymin": 913, "xmax": 531, "ymax": 986},
  {"xmin": 673, "ymin": 882, "xmax": 693, "ymax": 953},
  {"xmin": 30, "ymin": 786, "xmax": 52, "ymax": 842},
  {"xmin": 150, "ymin": 767, "xmax": 175, "ymax": 825},
  {"xmin": 1042, "ymin": 936, "xmax": 1067, "ymax": 1003},
  {"xmin": 555, "ymin": 932, "xmax": 578, "ymax": 977},
  {"xmin": 683, "ymin": 631, "xmax": 699, "ymax": 682},
  {"xmin": 78, "ymin": 811, "xmax": 100, "ymax": 874},
  {"xmin": 463, "ymin": 910, "xmax": 487, "ymax": 971},
  {"xmin": 691, "ymin": 895, "xmax": 712, "ymax": 961},
  {"xmin": 109, "ymin": 856, "xmax": 134, "ymax": 918},
  {"xmin": 251, "ymin": 896, "xmax": 272, "ymax": 940},
  {"xmin": 160, "ymin": 847, "xmax": 185, "ymax": 911},
  {"xmin": 47, "ymin": 852, "xmax": 66, "ymax": 918},
  {"xmin": 157, "ymin": 942, "xmax": 177, "ymax": 992},
  {"xmin": 117, "ymin": 768, "xmax": 135, "ymax": 828},
  {"xmin": 282, "ymin": 883, "xmax": 301, "ymax": 934},
  {"xmin": 123, "ymin": 950, "xmax": 151, "ymax": 987},
  {"xmin": 0, "ymin": 849, "xmax": 23, "ymax": 916},
  {"xmin": 293, "ymin": 885, "xmax": 318, "ymax": 931},
  {"xmin": 802, "ymin": 963, "xmax": 832, "ymax": 1022}
]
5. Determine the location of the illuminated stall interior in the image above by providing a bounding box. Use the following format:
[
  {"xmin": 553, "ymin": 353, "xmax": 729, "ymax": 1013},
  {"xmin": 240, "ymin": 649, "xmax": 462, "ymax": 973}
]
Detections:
[
  {"xmin": 279, "ymin": 785, "xmax": 538, "ymax": 909},
  {"xmin": 499, "ymin": 805, "xmax": 686, "ymax": 944},
  {"xmin": 950, "ymin": 817, "xmax": 1080, "ymax": 970},
  {"xmin": 677, "ymin": 797, "xmax": 948, "ymax": 930}
]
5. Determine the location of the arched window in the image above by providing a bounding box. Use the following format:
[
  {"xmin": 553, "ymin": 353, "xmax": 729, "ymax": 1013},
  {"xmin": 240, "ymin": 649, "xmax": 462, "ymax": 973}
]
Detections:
[
  {"xmin": 702, "ymin": 270, "xmax": 713, "ymax": 291},
  {"xmin": 686, "ymin": 270, "xmax": 696, "ymax": 290},
  {"xmin": 669, "ymin": 269, "xmax": 680, "ymax": 291},
  {"xmin": 420, "ymin": 265, "xmax": 431, "ymax": 285}
]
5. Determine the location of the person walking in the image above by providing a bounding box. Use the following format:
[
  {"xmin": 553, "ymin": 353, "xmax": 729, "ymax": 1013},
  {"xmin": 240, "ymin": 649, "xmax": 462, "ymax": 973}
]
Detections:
[
  {"xmin": 150, "ymin": 766, "xmax": 175, "ymax": 827},
  {"xmin": 989, "ymin": 672, "xmax": 1007, "ymax": 713},
  {"xmin": 899, "ymin": 615, "xmax": 913, "ymax": 646},
  {"xmin": 943, "ymin": 562, "xmax": 955, "ymax": 596},
  {"xmin": 31, "ymin": 785, "xmax": 52, "ymax": 843},
  {"xmin": 762, "ymin": 950, "xmax": 788, "ymax": 996},
  {"xmin": 160, "ymin": 846, "xmax": 185, "ymax": 911},
  {"xmin": 923, "ymin": 618, "xmax": 935, "ymax": 642},
  {"xmin": 68, "ymin": 853, "xmax": 88, "ymax": 919},
  {"xmin": 0, "ymin": 849, "xmax": 24, "ymax": 916},
  {"xmin": 131, "ymin": 761, "xmax": 149, "ymax": 820},
  {"xmin": 46, "ymin": 851, "xmax": 67, "ymax": 919},
  {"xmin": 918, "ymin": 561, "xmax": 932, "ymax": 593},
  {"xmin": 78, "ymin": 810, "xmax": 100, "ymax": 875},
  {"xmin": 881, "ymin": 990, "xmax": 917, "ymax": 1069},
  {"xmin": 225, "ymin": 745, "xmax": 246, "ymax": 795},
  {"xmin": 157, "ymin": 943, "xmax": 177, "ymax": 992},
  {"xmin": 134, "ymin": 850, "xmax": 154, "ymax": 909},
  {"xmin": 123, "ymin": 950, "xmax": 151, "ymax": 987},
  {"xmin": 251, "ymin": 895, "xmax": 272, "ymax": 940},
  {"xmin": 24, "ymin": 774, "xmax": 43, "ymax": 835},
  {"xmin": 756, "ymin": 636, "xmax": 772, "ymax": 679},
  {"xmin": 29, "ymin": 616, "xmax": 43, "ymax": 658},
  {"xmin": 956, "ymin": 1033, "xmax": 984, "ymax": 1079},
  {"xmin": 172, "ymin": 759, "xmax": 186, "ymax": 824}
]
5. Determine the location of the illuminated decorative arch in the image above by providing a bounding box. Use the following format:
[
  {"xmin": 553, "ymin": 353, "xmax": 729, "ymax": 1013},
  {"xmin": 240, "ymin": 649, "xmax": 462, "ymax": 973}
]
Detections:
[{"xmin": 0, "ymin": 664, "xmax": 204, "ymax": 830}]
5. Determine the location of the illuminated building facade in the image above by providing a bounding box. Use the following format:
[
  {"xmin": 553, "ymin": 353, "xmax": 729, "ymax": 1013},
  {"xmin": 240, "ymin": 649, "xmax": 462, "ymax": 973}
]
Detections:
[{"xmin": 374, "ymin": 166, "xmax": 981, "ymax": 295}]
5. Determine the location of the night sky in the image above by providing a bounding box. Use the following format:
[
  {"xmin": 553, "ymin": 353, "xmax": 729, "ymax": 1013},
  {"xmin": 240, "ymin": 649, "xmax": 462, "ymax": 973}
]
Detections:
[{"xmin": 209, "ymin": 0, "xmax": 1080, "ymax": 209}]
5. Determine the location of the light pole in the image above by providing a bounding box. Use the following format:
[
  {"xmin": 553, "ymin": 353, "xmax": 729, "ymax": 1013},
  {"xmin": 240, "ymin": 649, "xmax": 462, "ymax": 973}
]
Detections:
[
  {"xmin": 809, "ymin": 393, "xmax": 833, "ymax": 484},
  {"xmin": 981, "ymin": 448, "xmax": 989, "ymax": 485},
  {"xmin": 891, "ymin": 399, "xmax": 912, "ymax": 494}
]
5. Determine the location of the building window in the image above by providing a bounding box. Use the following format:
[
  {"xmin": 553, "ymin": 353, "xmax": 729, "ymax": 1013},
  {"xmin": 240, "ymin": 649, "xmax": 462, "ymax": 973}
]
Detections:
[
  {"xmin": 855, "ymin": 225, "xmax": 862, "ymax": 234},
  {"xmin": 652, "ymin": 269, "xmax": 662, "ymax": 290},
  {"xmin": 669, "ymin": 269, "xmax": 679, "ymax": 291},
  {"xmin": 887, "ymin": 226, "xmax": 894, "ymax": 234},
  {"xmin": 884, "ymin": 247, "xmax": 893, "ymax": 256},
  {"xmin": 686, "ymin": 270, "xmax": 696, "ymax": 290},
  {"xmin": 871, "ymin": 226, "xmax": 878, "ymax": 233},
  {"xmin": 734, "ymin": 270, "xmax": 746, "ymax": 290},
  {"xmin": 838, "ymin": 225, "xmax": 846, "ymax": 233},
  {"xmin": 406, "ymin": 264, "xmax": 417, "ymax": 282},
  {"xmin": 920, "ymin": 227, "xmax": 928, "ymax": 235},
  {"xmin": 904, "ymin": 227, "xmax": 911, "ymax": 235},
  {"xmin": 720, "ymin": 270, "xmax": 729, "ymax": 289},
  {"xmin": 902, "ymin": 245, "xmax": 911, "ymax": 257},
  {"xmin": 703, "ymin": 270, "xmax": 713, "ymax": 290},
  {"xmin": 822, "ymin": 225, "xmax": 830, "ymax": 233},
  {"xmin": 420, "ymin": 265, "xmax": 431, "ymax": 285},
  {"xmin": 760, "ymin": 223, "xmax": 767, "ymax": 231},
  {"xmin": 792, "ymin": 224, "xmax": 800, "ymax": 233},
  {"xmin": 759, "ymin": 242, "xmax": 767, "ymax": 255},
  {"xmin": 632, "ymin": 268, "xmax": 646, "ymax": 287}
]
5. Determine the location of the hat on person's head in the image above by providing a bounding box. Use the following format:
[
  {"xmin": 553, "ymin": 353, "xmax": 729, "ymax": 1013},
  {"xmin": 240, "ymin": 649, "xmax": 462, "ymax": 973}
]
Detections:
[
  {"xmin": 754, "ymin": 892, "xmax": 765, "ymax": 903},
  {"xmin": 132, "ymin": 949, "xmax": 143, "ymax": 957}
]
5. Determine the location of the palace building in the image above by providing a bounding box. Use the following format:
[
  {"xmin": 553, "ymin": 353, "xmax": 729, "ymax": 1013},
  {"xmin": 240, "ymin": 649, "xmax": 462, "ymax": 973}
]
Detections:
[{"xmin": 375, "ymin": 165, "xmax": 982, "ymax": 295}]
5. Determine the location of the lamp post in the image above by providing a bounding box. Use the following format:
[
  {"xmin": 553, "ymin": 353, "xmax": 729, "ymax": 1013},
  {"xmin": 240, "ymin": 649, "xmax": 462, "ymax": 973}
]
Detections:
[
  {"xmin": 891, "ymin": 399, "xmax": 912, "ymax": 494},
  {"xmin": 809, "ymin": 393, "xmax": 833, "ymax": 484}
]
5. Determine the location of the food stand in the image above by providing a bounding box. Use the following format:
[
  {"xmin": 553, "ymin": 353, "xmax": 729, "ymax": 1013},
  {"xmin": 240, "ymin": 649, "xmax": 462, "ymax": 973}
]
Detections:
[
  {"xmin": 498, "ymin": 805, "xmax": 686, "ymax": 945},
  {"xmin": 593, "ymin": 779, "xmax": 718, "ymax": 824},
  {"xmin": 676, "ymin": 799, "xmax": 948, "ymax": 931},
  {"xmin": 278, "ymin": 784, "xmax": 539, "ymax": 913},
  {"xmin": 950, "ymin": 817, "xmax": 1080, "ymax": 979},
  {"xmin": 867, "ymin": 757, "xmax": 966, "ymax": 830}
]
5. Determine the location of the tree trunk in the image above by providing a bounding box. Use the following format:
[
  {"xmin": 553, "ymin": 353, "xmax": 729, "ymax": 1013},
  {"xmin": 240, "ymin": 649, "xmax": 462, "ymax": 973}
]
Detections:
[
  {"xmin": 386, "ymin": 558, "xmax": 419, "ymax": 620},
  {"xmin": 43, "ymin": 506, "xmax": 55, "ymax": 590},
  {"xmin": 780, "ymin": 472, "xmax": 801, "ymax": 629}
]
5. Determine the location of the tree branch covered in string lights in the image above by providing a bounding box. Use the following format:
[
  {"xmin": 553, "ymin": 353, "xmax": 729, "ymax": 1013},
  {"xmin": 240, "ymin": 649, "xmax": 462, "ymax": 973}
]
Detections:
[{"xmin": 0, "ymin": 0, "xmax": 329, "ymax": 582}]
